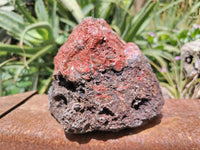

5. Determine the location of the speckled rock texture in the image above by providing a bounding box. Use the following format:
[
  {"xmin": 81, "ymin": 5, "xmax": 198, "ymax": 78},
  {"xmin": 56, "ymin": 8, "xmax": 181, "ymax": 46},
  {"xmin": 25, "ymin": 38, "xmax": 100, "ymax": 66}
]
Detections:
[{"xmin": 48, "ymin": 17, "xmax": 164, "ymax": 134}]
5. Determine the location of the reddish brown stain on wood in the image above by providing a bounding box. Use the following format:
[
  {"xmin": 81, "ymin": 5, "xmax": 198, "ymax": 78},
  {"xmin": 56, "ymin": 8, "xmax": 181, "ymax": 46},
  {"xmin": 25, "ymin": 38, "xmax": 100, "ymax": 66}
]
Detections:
[{"xmin": 0, "ymin": 92, "xmax": 199, "ymax": 149}]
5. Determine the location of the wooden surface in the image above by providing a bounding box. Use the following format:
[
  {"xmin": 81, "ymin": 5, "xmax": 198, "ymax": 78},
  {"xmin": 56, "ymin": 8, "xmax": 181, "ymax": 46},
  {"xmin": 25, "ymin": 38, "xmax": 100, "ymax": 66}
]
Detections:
[
  {"xmin": 0, "ymin": 92, "xmax": 200, "ymax": 150},
  {"xmin": 0, "ymin": 91, "xmax": 37, "ymax": 119}
]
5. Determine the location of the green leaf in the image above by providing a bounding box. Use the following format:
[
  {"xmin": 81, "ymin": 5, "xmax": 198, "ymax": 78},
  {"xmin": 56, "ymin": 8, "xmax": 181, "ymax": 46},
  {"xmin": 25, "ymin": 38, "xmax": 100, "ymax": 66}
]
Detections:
[
  {"xmin": 50, "ymin": 1, "xmax": 59, "ymax": 39},
  {"xmin": 0, "ymin": 57, "xmax": 17, "ymax": 68},
  {"xmin": 20, "ymin": 22, "xmax": 53, "ymax": 47},
  {"xmin": 17, "ymin": 80, "xmax": 32, "ymax": 88},
  {"xmin": 31, "ymin": 71, "xmax": 39, "ymax": 91},
  {"xmin": 95, "ymin": 1, "xmax": 112, "ymax": 19},
  {"xmin": 0, "ymin": 0, "xmax": 9, "ymax": 6},
  {"xmin": 15, "ymin": 0, "xmax": 36, "ymax": 23},
  {"xmin": 0, "ymin": 10, "xmax": 43, "ymax": 45},
  {"xmin": 177, "ymin": 1, "xmax": 200, "ymax": 27},
  {"xmin": 156, "ymin": 0, "xmax": 183, "ymax": 15},
  {"xmin": 144, "ymin": 49, "xmax": 168, "ymax": 68},
  {"xmin": 148, "ymin": 59, "xmax": 175, "ymax": 90},
  {"xmin": 82, "ymin": 3, "xmax": 94, "ymax": 16},
  {"xmin": 118, "ymin": 0, "xmax": 134, "ymax": 32},
  {"xmin": 39, "ymin": 76, "xmax": 52, "ymax": 94},
  {"xmin": 35, "ymin": 0, "xmax": 49, "ymax": 22},
  {"xmin": 59, "ymin": 0, "xmax": 84, "ymax": 23},
  {"xmin": 160, "ymin": 82, "xmax": 176, "ymax": 98},
  {"xmin": 0, "ymin": 9, "xmax": 25, "ymax": 35},
  {"xmin": 163, "ymin": 44, "xmax": 180, "ymax": 53},
  {"xmin": 14, "ymin": 44, "xmax": 55, "ymax": 81},
  {"xmin": 0, "ymin": 5, "xmax": 14, "ymax": 11},
  {"xmin": 123, "ymin": 0, "xmax": 157, "ymax": 41},
  {"xmin": 0, "ymin": 43, "xmax": 42, "ymax": 56},
  {"xmin": 60, "ymin": 18, "xmax": 77, "ymax": 28},
  {"xmin": 55, "ymin": 34, "xmax": 69, "ymax": 45},
  {"xmin": 110, "ymin": 24, "xmax": 121, "ymax": 36}
]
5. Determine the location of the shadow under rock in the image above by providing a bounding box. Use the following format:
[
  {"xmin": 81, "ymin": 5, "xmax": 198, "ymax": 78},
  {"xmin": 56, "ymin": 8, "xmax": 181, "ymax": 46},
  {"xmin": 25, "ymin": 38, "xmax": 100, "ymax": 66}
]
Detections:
[{"xmin": 64, "ymin": 114, "xmax": 163, "ymax": 144}]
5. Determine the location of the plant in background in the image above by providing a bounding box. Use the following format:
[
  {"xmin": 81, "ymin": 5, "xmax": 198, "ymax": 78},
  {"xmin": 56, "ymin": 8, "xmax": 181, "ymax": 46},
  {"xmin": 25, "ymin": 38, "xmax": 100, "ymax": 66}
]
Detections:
[
  {"xmin": 0, "ymin": 0, "xmax": 60, "ymax": 96},
  {"xmin": 143, "ymin": 22, "xmax": 200, "ymax": 99},
  {"xmin": 134, "ymin": 0, "xmax": 200, "ymax": 99}
]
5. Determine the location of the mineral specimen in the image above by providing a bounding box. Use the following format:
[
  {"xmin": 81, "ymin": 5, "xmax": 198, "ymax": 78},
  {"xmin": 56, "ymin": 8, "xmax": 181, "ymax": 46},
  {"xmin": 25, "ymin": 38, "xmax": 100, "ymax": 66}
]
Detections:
[
  {"xmin": 48, "ymin": 17, "xmax": 164, "ymax": 134},
  {"xmin": 181, "ymin": 39, "xmax": 200, "ymax": 99}
]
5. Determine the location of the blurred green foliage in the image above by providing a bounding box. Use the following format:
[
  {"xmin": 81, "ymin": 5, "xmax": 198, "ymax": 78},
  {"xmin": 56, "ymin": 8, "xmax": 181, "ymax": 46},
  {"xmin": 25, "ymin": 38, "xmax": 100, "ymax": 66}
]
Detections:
[{"xmin": 0, "ymin": 0, "xmax": 200, "ymax": 98}]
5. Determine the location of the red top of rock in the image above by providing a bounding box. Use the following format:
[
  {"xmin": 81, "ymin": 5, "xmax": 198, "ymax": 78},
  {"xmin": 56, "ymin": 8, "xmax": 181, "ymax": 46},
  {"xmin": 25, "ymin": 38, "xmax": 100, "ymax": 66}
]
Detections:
[{"xmin": 54, "ymin": 17, "xmax": 142, "ymax": 81}]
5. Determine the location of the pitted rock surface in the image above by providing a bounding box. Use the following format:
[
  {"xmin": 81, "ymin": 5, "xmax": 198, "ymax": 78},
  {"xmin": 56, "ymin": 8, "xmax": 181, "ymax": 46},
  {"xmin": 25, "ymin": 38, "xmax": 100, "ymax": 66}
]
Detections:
[
  {"xmin": 181, "ymin": 39, "xmax": 200, "ymax": 99},
  {"xmin": 48, "ymin": 17, "xmax": 164, "ymax": 134}
]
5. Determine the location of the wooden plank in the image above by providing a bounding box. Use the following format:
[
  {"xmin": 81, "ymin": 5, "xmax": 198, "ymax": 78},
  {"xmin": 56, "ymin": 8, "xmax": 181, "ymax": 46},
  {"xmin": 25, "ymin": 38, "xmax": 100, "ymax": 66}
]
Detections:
[
  {"xmin": 0, "ymin": 91, "xmax": 37, "ymax": 118},
  {"xmin": 0, "ymin": 93, "xmax": 200, "ymax": 150}
]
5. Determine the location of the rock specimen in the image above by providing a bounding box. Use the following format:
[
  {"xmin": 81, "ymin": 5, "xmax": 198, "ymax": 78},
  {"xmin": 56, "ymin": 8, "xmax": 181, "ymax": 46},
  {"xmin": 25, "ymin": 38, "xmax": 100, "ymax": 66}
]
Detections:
[
  {"xmin": 181, "ymin": 39, "xmax": 200, "ymax": 79},
  {"xmin": 181, "ymin": 39, "xmax": 200, "ymax": 99},
  {"xmin": 48, "ymin": 17, "xmax": 164, "ymax": 134}
]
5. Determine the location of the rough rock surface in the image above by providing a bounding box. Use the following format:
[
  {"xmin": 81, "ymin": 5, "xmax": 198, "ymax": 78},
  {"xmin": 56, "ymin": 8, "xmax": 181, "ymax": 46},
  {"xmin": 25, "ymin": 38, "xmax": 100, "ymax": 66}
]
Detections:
[
  {"xmin": 48, "ymin": 17, "xmax": 164, "ymax": 134},
  {"xmin": 181, "ymin": 39, "xmax": 200, "ymax": 99}
]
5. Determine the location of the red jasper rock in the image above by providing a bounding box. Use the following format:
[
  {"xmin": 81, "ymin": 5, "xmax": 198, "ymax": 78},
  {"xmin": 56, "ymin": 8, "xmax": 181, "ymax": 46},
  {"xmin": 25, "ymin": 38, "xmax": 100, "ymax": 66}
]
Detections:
[{"xmin": 48, "ymin": 17, "xmax": 164, "ymax": 134}]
